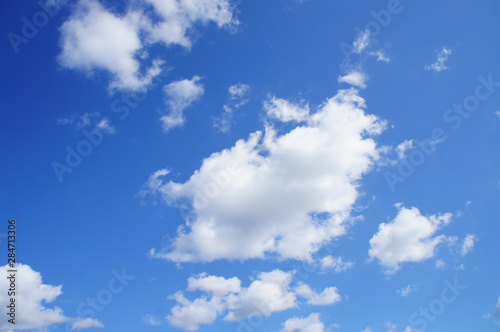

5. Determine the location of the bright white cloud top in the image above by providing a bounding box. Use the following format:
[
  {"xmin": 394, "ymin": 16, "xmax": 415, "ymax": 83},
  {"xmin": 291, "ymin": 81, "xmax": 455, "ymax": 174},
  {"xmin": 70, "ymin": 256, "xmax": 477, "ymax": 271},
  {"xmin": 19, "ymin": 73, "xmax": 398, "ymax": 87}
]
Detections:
[
  {"xmin": 166, "ymin": 269, "xmax": 340, "ymax": 330},
  {"xmin": 281, "ymin": 313, "xmax": 326, "ymax": 332},
  {"xmin": 58, "ymin": 0, "xmax": 237, "ymax": 91},
  {"xmin": 160, "ymin": 75, "xmax": 205, "ymax": 132},
  {"xmin": 0, "ymin": 264, "xmax": 102, "ymax": 331},
  {"xmin": 369, "ymin": 206, "xmax": 453, "ymax": 273},
  {"xmin": 142, "ymin": 88, "xmax": 386, "ymax": 262}
]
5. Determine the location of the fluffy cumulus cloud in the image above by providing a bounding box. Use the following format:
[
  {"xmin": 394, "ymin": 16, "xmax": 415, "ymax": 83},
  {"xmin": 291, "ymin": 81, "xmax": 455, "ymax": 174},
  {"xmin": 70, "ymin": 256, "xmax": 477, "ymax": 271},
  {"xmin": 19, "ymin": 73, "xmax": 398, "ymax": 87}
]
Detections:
[
  {"xmin": 0, "ymin": 263, "xmax": 102, "ymax": 331},
  {"xmin": 160, "ymin": 76, "xmax": 204, "ymax": 132},
  {"xmin": 294, "ymin": 283, "xmax": 341, "ymax": 305},
  {"xmin": 338, "ymin": 71, "xmax": 368, "ymax": 89},
  {"xmin": 281, "ymin": 313, "xmax": 326, "ymax": 332},
  {"xmin": 166, "ymin": 269, "xmax": 341, "ymax": 330},
  {"xmin": 425, "ymin": 46, "xmax": 452, "ymax": 72},
  {"xmin": 264, "ymin": 96, "xmax": 310, "ymax": 122},
  {"xmin": 142, "ymin": 88, "xmax": 386, "ymax": 262},
  {"xmin": 369, "ymin": 206, "xmax": 453, "ymax": 273},
  {"xmin": 214, "ymin": 83, "xmax": 251, "ymax": 133},
  {"xmin": 58, "ymin": 0, "xmax": 238, "ymax": 91},
  {"xmin": 71, "ymin": 317, "xmax": 104, "ymax": 330},
  {"xmin": 58, "ymin": 0, "xmax": 163, "ymax": 91}
]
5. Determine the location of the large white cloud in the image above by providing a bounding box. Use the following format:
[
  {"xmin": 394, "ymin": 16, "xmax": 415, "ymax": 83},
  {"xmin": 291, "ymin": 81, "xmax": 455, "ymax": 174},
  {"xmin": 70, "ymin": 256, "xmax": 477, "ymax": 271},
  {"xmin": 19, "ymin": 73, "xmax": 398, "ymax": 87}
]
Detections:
[
  {"xmin": 281, "ymin": 313, "xmax": 326, "ymax": 332},
  {"xmin": 58, "ymin": 0, "xmax": 238, "ymax": 91},
  {"xmin": 160, "ymin": 76, "xmax": 205, "ymax": 132},
  {"xmin": 0, "ymin": 263, "xmax": 102, "ymax": 331},
  {"xmin": 166, "ymin": 270, "xmax": 341, "ymax": 330},
  {"xmin": 369, "ymin": 206, "xmax": 453, "ymax": 273},
  {"xmin": 142, "ymin": 88, "xmax": 386, "ymax": 262},
  {"xmin": 59, "ymin": 0, "xmax": 163, "ymax": 91}
]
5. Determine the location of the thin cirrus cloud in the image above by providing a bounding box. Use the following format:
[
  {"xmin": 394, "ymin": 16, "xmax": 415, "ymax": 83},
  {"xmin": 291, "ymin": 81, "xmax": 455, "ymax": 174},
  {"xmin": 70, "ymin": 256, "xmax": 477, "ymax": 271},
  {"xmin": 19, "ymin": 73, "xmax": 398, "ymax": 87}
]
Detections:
[
  {"xmin": 166, "ymin": 269, "xmax": 340, "ymax": 331},
  {"xmin": 0, "ymin": 263, "xmax": 102, "ymax": 331},
  {"xmin": 213, "ymin": 83, "xmax": 251, "ymax": 133},
  {"xmin": 160, "ymin": 76, "xmax": 204, "ymax": 132},
  {"xmin": 141, "ymin": 88, "xmax": 387, "ymax": 263},
  {"xmin": 369, "ymin": 205, "xmax": 453, "ymax": 273},
  {"xmin": 58, "ymin": 0, "xmax": 238, "ymax": 91}
]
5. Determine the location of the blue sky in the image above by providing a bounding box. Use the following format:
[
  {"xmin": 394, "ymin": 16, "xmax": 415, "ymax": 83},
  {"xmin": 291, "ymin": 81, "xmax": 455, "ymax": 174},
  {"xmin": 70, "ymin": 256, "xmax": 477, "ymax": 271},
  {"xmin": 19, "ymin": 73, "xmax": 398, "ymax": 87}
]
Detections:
[{"xmin": 1, "ymin": 0, "xmax": 500, "ymax": 331}]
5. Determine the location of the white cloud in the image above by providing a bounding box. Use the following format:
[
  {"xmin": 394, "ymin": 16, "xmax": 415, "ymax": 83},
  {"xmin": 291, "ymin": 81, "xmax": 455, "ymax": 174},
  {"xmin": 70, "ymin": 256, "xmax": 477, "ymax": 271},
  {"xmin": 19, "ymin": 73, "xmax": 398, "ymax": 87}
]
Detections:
[
  {"xmin": 281, "ymin": 313, "xmax": 326, "ymax": 332},
  {"xmin": 145, "ymin": 0, "xmax": 238, "ymax": 48},
  {"xmin": 168, "ymin": 293, "xmax": 224, "ymax": 331},
  {"xmin": 167, "ymin": 270, "xmax": 340, "ymax": 330},
  {"xmin": 72, "ymin": 317, "xmax": 104, "ymax": 330},
  {"xmin": 160, "ymin": 76, "xmax": 204, "ymax": 132},
  {"xmin": 397, "ymin": 285, "xmax": 416, "ymax": 297},
  {"xmin": 320, "ymin": 256, "xmax": 354, "ymax": 272},
  {"xmin": 486, "ymin": 297, "xmax": 500, "ymax": 322},
  {"xmin": 214, "ymin": 83, "xmax": 251, "ymax": 133},
  {"xmin": 187, "ymin": 273, "xmax": 242, "ymax": 296},
  {"xmin": 59, "ymin": 0, "xmax": 163, "ymax": 91},
  {"xmin": 338, "ymin": 71, "xmax": 368, "ymax": 89},
  {"xmin": 369, "ymin": 50, "xmax": 390, "ymax": 63},
  {"xmin": 58, "ymin": 112, "xmax": 116, "ymax": 134},
  {"xmin": 141, "ymin": 88, "xmax": 386, "ymax": 262},
  {"xmin": 361, "ymin": 328, "xmax": 373, "ymax": 332},
  {"xmin": 0, "ymin": 263, "xmax": 101, "ymax": 331},
  {"xmin": 396, "ymin": 139, "xmax": 414, "ymax": 160},
  {"xmin": 264, "ymin": 96, "xmax": 310, "ymax": 122},
  {"xmin": 353, "ymin": 30, "xmax": 371, "ymax": 54},
  {"xmin": 425, "ymin": 47, "xmax": 452, "ymax": 72},
  {"xmin": 294, "ymin": 283, "xmax": 341, "ymax": 305},
  {"xmin": 461, "ymin": 234, "xmax": 476, "ymax": 256},
  {"xmin": 403, "ymin": 327, "xmax": 420, "ymax": 332},
  {"xmin": 369, "ymin": 206, "xmax": 453, "ymax": 273},
  {"xmin": 58, "ymin": 0, "xmax": 238, "ymax": 91},
  {"xmin": 143, "ymin": 314, "xmax": 163, "ymax": 326}
]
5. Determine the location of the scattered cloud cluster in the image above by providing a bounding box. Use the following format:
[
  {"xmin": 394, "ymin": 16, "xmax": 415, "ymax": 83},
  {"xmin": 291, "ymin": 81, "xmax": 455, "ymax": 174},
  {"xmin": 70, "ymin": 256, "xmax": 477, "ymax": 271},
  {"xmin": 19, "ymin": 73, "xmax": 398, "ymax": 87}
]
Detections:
[
  {"xmin": 369, "ymin": 205, "xmax": 453, "ymax": 273},
  {"xmin": 425, "ymin": 47, "xmax": 452, "ymax": 72},
  {"xmin": 58, "ymin": 112, "xmax": 116, "ymax": 134},
  {"xmin": 167, "ymin": 270, "xmax": 340, "ymax": 330},
  {"xmin": 58, "ymin": 0, "xmax": 238, "ymax": 91},
  {"xmin": 0, "ymin": 263, "xmax": 102, "ymax": 331},
  {"xmin": 214, "ymin": 83, "xmax": 251, "ymax": 133},
  {"xmin": 141, "ymin": 88, "xmax": 386, "ymax": 262}
]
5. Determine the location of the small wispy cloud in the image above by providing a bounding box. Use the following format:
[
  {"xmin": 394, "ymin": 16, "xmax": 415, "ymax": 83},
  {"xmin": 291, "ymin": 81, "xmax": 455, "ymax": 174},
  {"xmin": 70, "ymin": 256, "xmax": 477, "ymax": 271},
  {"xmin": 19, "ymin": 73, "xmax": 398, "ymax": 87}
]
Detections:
[
  {"xmin": 425, "ymin": 46, "xmax": 452, "ymax": 72},
  {"xmin": 213, "ymin": 83, "xmax": 250, "ymax": 133},
  {"xmin": 57, "ymin": 112, "xmax": 116, "ymax": 134}
]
